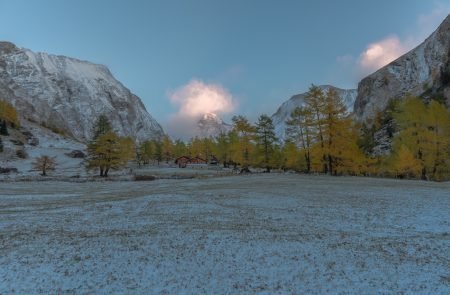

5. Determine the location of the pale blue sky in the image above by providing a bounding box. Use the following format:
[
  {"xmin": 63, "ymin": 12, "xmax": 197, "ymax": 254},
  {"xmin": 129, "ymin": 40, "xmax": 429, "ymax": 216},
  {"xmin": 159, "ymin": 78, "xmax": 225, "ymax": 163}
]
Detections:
[{"xmin": 0, "ymin": 0, "xmax": 448, "ymax": 129}]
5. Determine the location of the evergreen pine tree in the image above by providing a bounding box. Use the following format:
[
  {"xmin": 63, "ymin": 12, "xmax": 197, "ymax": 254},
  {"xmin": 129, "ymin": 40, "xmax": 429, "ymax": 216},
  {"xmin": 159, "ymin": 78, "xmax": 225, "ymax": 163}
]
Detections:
[
  {"xmin": 255, "ymin": 114, "xmax": 277, "ymax": 172},
  {"xmin": 92, "ymin": 115, "xmax": 112, "ymax": 140},
  {"xmin": 0, "ymin": 120, "xmax": 8, "ymax": 136}
]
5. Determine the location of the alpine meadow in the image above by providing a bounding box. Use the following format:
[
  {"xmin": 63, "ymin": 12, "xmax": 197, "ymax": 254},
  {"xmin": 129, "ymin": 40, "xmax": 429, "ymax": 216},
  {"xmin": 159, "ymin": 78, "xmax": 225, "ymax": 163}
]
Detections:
[{"xmin": 0, "ymin": 2, "xmax": 449, "ymax": 294}]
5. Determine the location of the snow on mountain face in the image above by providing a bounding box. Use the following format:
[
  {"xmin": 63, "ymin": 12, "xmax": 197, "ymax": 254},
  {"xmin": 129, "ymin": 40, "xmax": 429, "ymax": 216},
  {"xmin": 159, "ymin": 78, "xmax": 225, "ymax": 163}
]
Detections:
[
  {"xmin": 0, "ymin": 41, "xmax": 164, "ymax": 142},
  {"xmin": 196, "ymin": 113, "xmax": 232, "ymax": 138},
  {"xmin": 271, "ymin": 85, "xmax": 357, "ymax": 140},
  {"xmin": 355, "ymin": 15, "xmax": 450, "ymax": 121}
]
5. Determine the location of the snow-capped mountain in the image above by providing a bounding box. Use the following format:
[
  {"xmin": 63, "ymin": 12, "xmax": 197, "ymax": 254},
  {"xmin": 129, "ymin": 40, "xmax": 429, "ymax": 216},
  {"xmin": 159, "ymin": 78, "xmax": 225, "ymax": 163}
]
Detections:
[
  {"xmin": 355, "ymin": 15, "xmax": 450, "ymax": 121},
  {"xmin": 0, "ymin": 41, "xmax": 164, "ymax": 142},
  {"xmin": 196, "ymin": 113, "xmax": 232, "ymax": 138},
  {"xmin": 271, "ymin": 85, "xmax": 357, "ymax": 140}
]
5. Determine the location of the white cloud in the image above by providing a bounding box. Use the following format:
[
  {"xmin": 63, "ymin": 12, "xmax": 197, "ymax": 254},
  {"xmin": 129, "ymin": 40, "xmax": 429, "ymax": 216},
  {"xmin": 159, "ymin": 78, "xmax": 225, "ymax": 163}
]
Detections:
[
  {"xmin": 357, "ymin": 35, "xmax": 412, "ymax": 74},
  {"xmin": 166, "ymin": 79, "xmax": 236, "ymax": 139},
  {"xmin": 169, "ymin": 79, "xmax": 235, "ymax": 118}
]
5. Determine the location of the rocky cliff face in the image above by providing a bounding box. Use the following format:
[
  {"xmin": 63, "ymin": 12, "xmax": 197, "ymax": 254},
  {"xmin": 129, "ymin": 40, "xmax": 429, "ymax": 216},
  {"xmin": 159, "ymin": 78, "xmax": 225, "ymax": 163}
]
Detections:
[
  {"xmin": 271, "ymin": 85, "xmax": 357, "ymax": 140},
  {"xmin": 0, "ymin": 41, "xmax": 164, "ymax": 142},
  {"xmin": 355, "ymin": 15, "xmax": 450, "ymax": 121}
]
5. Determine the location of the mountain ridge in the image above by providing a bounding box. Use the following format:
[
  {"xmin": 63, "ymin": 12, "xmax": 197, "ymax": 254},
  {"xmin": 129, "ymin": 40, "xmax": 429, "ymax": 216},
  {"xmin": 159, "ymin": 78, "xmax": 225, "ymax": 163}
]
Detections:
[
  {"xmin": 354, "ymin": 15, "xmax": 450, "ymax": 120},
  {"xmin": 0, "ymin": 41, "xmax": 164, "ymax": 143}
]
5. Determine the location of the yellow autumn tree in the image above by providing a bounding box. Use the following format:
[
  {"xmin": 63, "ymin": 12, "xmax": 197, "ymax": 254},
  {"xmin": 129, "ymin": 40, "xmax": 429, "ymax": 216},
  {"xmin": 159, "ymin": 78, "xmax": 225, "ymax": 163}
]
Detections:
[
  {"xmin": 32, "ymin": 155, "xmax": 57, "ymax": 176},
  {"xmin": 230, "ymin": 115, "xmax": 255, "ymax": 168},
  {"xmin": 304, "ymin": 85, "xmax": 327, "ymax": 172},
  {"xmin": 391, "ymin": 145, "xmax": 422, "ymax": 178},
  {"xmin": 0, "ymin": 100, "xmax": 19, "ymax": 127},
  {"xmin": 86, "ymin": 131, "xmax": 135, "ymax": 177},
  {"xmin": 161, "ymin": 135, "xmax": 174, "ymax": 163},
  {"xmin": 173, "ymin": 139, "xmax": 188, "ymax": 159},
  {"xmin": 213, "ymin": 132, "xmax": 231, "ymax": 167},
  {"xmin": 393, "ymin": 96, "xmax": 450, "ymax": 180},
  {"xmin": 285, "ymin": 106, "xmax": 315, "ymax": 173},
  {"xmin": 282, "ymin": 141, "xmax": 303, "ymax": 171},
  {"xmin": 425, "ymin": 100, "xmax": 450, "ymax": 180}
]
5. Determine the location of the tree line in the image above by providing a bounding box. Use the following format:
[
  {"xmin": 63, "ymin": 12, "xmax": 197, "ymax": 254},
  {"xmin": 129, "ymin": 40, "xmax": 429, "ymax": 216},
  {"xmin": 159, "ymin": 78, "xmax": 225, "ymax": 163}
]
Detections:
[
  {"xmin": 133, "ymin": 85, "xmax": 449, "ymax": 181},
  {"xmin": 1, "ymin": 89, "xmax": 449, "ymax": 181}
]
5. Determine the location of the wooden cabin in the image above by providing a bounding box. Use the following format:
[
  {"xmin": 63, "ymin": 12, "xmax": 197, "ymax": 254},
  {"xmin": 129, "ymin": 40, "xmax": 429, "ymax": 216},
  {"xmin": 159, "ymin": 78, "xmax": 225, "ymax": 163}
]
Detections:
[
  {"xmin": 174, "ymin": 156, "xmax": 207, "ymax": 168},
  {"xmin": 175, "ymin": 156, "xmax": 191, "ymax": 168}
]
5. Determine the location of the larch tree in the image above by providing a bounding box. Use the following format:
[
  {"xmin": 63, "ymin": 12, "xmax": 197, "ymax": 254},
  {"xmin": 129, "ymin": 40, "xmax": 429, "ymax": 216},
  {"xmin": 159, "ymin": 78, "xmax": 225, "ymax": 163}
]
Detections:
[
  {"xmin": 282, "ymin": 140, "xmax": 302, "ymax": 171},
  {"xmin": 152, "ymin": 139, "xmax": 163, "ymax": 164},
  {"xmin": 321, "ymin": 88, "xmax": 354, "ymax": 175},
  {"xmin": 86, "ymin": 131, "xmax": 135, "ymax": 177},
  {"xmin": 0, "ymin": 100, "xmax": 19, "ymax": 128},
  {"xmin": 173, "ymin": 139, "xmax": 188, "ymax": 158},
  {"xmin": 161, "ymin": 135, "xmax": 174, "ymax": 163},
  {"xmin": 231, "ymin": 115, "xmax": 255, "ymax": 169},
  {"xmin": 138, "ymin": 140, "xmax": 155, "ymax": 165},
  {"xmin": 425, "ymin": 100, "xmax": 450, "ymax": 180},
  {"xmin": 214, "ymin": 132, "xmax": 231, "ymax": 167},
  {"xmin": 393, "ymin": 96, "xmax": 450, "ymax": 180},
  {"xmin": 392, "ymin": 145, "xmax": 422, "ymax": 178},
  {"xmin": 304, "ymin": 85, "xmax": 327, "ymax": 172},
  {"xmin": 32, "ymin": 155, "xmax": 56, "ymax": 176},
  {"xmin": 285, "ymin": 106, "xmax": 314, "ymax": 173}
]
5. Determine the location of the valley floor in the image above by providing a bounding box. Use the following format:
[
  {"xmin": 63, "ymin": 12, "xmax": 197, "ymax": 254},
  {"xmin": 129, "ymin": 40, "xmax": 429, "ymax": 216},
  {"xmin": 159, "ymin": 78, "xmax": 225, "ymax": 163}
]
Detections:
[{"xmin": 0, "ymin": 174, "xmax": 449, "ymax": 294}]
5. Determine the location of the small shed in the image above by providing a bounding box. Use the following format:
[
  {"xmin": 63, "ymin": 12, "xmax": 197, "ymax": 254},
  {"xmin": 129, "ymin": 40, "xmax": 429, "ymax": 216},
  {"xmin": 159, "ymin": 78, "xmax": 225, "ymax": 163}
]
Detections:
[
  {"xmin": 175, "ymin": 156, "xmax": 191, "ymax": 168},
  {"xmin": 209, "ymin": 155, "xmax": 219, "ymax": 165}
]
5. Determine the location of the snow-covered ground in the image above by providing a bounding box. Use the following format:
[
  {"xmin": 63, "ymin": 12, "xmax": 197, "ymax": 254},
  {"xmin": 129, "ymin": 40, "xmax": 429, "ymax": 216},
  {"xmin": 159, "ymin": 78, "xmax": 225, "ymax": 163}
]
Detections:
[{"xmin": 0, "ymin": 174, "xmax": 449, "ymax": 294}]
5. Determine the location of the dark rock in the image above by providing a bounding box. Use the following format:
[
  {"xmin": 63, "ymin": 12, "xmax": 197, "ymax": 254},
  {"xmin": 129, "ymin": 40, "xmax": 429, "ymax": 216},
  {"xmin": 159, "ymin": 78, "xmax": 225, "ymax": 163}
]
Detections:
[
  {"xmin": 21, "ymin": 130, "xmax": 34, "ymax": 139},
  {"xmin": 28, "ymin": 137, "xmax": 39, "ymax": 146},
  {"xmin": 134, "ymin": 175, "xmax": 156, "ymax": 181},
  {"xmin": 66, "ymin": 150, "xmax": 85, "ymax": 158},
  {"xmin": 0, "ymin": 167, "xmax": 18, "ymax": 174},
  {"xmin": 240, "ymin": 167, "xmax": 252, "ymax": 174},
  {"xmin": 10, "ymin": 139, "xmax": 24, "ymax": 146},
  {"xmin": 16, "ymin": 149, "xmax": 27, "ymax": 159}
]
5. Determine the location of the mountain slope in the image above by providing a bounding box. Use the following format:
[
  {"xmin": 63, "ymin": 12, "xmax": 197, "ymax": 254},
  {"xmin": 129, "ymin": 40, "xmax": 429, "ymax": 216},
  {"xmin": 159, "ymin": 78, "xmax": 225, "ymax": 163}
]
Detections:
[
  {"xmin": 196, "ymin": 113, "xmax": 232, "ymax": 138},
  {"xmin": 354, "ymin": 15, "xmax": 450, "ymax": 120},
  {"xmin": 0, "ymin": 41, "xmax": 164, "ymax": 142},
  {"xmin": 271, "ymin": 85, "xmax": 357, "ymax": 140}
]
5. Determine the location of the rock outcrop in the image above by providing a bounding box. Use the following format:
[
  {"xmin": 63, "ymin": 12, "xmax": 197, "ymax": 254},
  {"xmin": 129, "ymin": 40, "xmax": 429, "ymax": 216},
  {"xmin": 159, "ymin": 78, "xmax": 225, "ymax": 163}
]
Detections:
[
  {"xmin": 354, "ymin": 15, "xmax": 450, "ymax": 121},
  {"xmin": 0, "ymin": 41, "xmax": 164, "ymax": 142}
]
